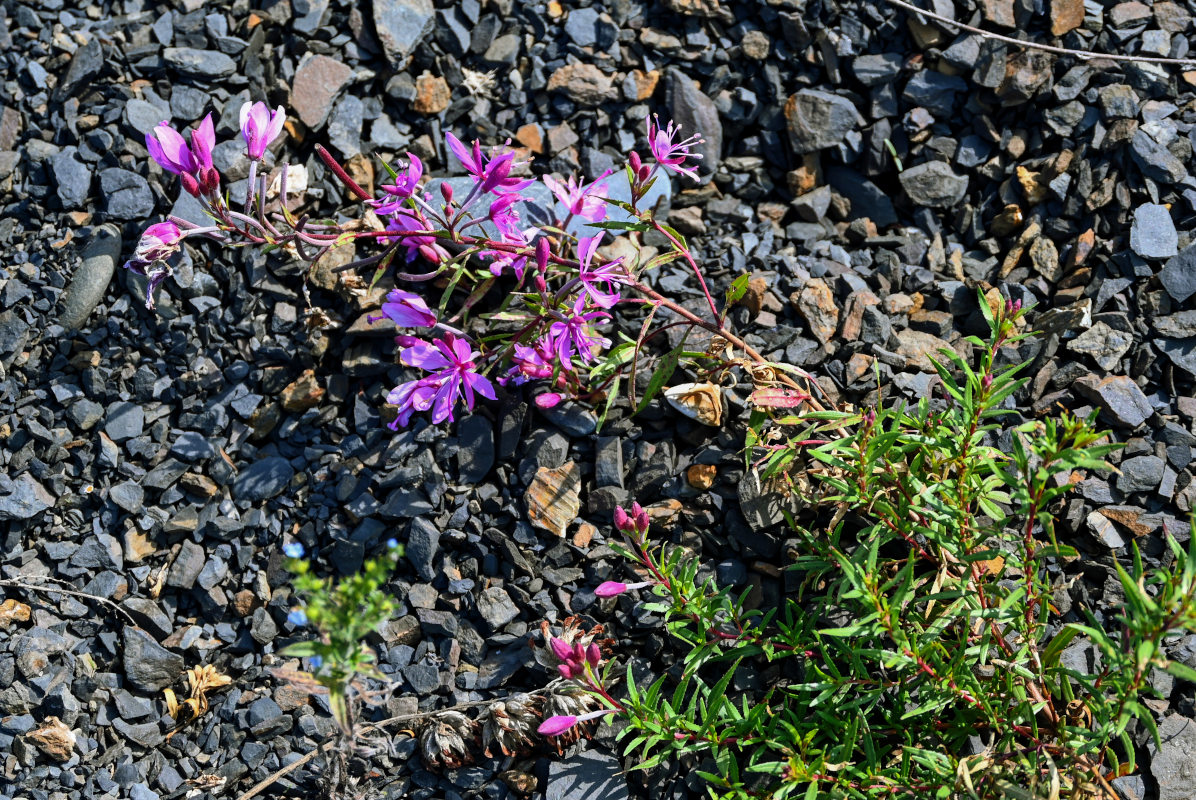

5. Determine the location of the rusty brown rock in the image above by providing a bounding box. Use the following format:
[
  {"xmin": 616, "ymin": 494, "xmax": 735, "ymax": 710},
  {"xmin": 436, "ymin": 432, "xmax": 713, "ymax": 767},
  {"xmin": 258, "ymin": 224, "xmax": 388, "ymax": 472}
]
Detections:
[
  {"xmin": 895, "ymin": 329, "xmax": 953, "ymax": 371},
  {"xmin": 179, "ymin": 473, "xmax": 219, "ymax": 498},
  {"xmin": 515, "ymin": 123, "xmax": 544, "ymax": 154},
  {"xmin": 793, "ymin": 278, "xmax": 839, "ymax": 344},
  {"xmin": 0, "ymin": 598, "xmax": 31, "ymax": 630},
  {"xmin": 840, "ymin": 290, "xmax": 880, "ymax": 341},
  {"xmin": 26, "ymin": 717, "xmax": 75, "ymax": 761},
  {"xmin": 547, "ymin": 63, "xmax": 615, "ymax": 106},
  {"xmin": 1051, "ymin": 0, "xmax": 1085, "ymax": 35},
  {"xmin": 526, "ymin": 462, "xmax": 581, "ymax": 538},
  {"xmin": 413, "ymin": 71, "xmax": 451, "ymax": 115},
  {"xmin": 687, "ymin": 464, "xmax": 717, "ymax": 490},
  {"xmin": 281, "ymin": 370, "xmax": 325, "ymax": 413},
  {"xmin": 982, "ymin": 0, "xmax": 1017, "ymax": 27},
  {"xmin": 291, "ymin": 54, "xmax": 352, "ymax": 129},
  {"xmin": 624, "ymin": 68, "xmax": 660, "ymax": 101}
]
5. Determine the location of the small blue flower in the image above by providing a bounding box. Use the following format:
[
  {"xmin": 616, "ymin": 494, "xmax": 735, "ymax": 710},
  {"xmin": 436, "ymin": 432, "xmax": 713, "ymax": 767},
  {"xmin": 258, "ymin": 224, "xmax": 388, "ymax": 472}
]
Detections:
[
  {"xmin": 287, "ymin": 608, "xmax": 308, "ymax": 627},
  {"xmin": 283, "ymin": 542, "xmax": 305, "ymax": 559},
  {"xmin": 308, "ymin": 655, "xmax": 323, "ymax": 669},
  {"xmin": 386, "ymin": 538, "xmax": 399, "ymax": 550}
]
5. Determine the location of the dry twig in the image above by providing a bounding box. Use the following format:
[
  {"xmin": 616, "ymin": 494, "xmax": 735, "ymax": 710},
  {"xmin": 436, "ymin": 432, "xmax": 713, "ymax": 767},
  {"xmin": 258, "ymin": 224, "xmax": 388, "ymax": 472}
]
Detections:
[
  {"xmin": 882, "ymin": 0, "xmax": 1196, "ymax": 67},
  {"xmin": 0, "ymin": 576, "xmax": 136, "ymax": 624}
]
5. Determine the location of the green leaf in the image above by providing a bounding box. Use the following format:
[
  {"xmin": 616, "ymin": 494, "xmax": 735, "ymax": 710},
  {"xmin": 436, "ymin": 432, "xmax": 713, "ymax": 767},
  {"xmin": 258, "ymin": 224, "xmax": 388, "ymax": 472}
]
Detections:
[
  {"xmin": 590, "ymin": 220, "xmax": 651, "ymax": 232},
  {"xmin": 635, "ymin": 342, "xmax": 684, "ymax": 415},
  {"xmin": 1041, "ymin": 627, "xmax": 1080, "ymax": 669},
  {"xmin": 725, "ymin": 274, "xmax": 751, "ymax": 306},
  {"xmin": 279, "ymin": 641, "xmax": 320, "ymax": 658}
]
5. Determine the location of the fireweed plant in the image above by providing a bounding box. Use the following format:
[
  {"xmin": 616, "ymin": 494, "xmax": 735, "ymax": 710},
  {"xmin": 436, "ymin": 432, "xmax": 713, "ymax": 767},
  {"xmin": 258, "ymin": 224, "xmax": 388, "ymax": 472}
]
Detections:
[
  {"xmin": 561, "ymin": 300, "xmax": 1196, "ymax": 799},
  {"xmin": 127, "ymin": 103, "xmax": 821, "ymax": 428},
  {"xmin": 119, "ymin": 102, "xmax": 1196, "ymax": 796}
]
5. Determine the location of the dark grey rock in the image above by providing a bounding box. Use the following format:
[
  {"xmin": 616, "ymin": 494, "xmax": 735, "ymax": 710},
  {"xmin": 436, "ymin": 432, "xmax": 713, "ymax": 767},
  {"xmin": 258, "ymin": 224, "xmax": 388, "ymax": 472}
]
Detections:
[
  {"xmin": 564, "ymin": 7, "xmax": 601, "ymax": 46},
  {"xmin": 1074, "ymin": 375, "xmax": 1152, "ymax": 428},
  {"xmin": 899, "ymin": 161, "xmax": 968, "ymax": 208},
  {"xmin": 109, "ymin": 481, "xmax": 144, "ymax": 513},
  {"xmin": 328, "ymin": 94, "xmax": 363, "ymax": 158},
  {"xmin": 1117, "ymin": 455, "xmax": 1165, "ymax": 493},
  {"xmin": 122, "ymin": 627, "xmax": 184, "ymax": 692},
  {"xmin": 546, "ymin": 749, "xmax": 630, "ymax": 800},
  {"xmin": 457, "ymin": 414, "xmax": 494, "ymax": 484},
  {"xmin": 54, "ymin": 37, "xmax": 103, "ymax": 101},
  {"xmin": 122, "ymin": 598, "xmax": 174, "ymax": 639},
  {"xmin": 163, "ymin": 48, "xmax": 236, "ymax": 78},
  {"xmin": 1130, "ymin": 203, "xmax": 1178, "ymax": 260},
  {"xmin": 100, "ymin": 169, "xmax": 154, "ymax": 220},
  {"xmin": 166, "ymin": 540, "xmax": 206, "ymax": 589},
  {"xmin": 0, "ymin": 473, "xmax": 55, "ymax": 521},
  {"xmin": 0, "ymin": 310, "xmax": 30, "ymax": 358},
  {"xmin": 825, "ymin": 167, "xmax": 897, "ymax": 227},
  {"xmin": 852, "ymin": 53, "xmax": 903, "ymax": 86},
  {"xmin": 1150, "ymin": 713, "xmax": 1196, "ymax": 800},
  {"xmin": 1160, "ymin": 245, "xmax": 1196, "ymax": 303},
  {"xmin": 1067, "ymin": 322, "xmax": 1133, "ymax": 371},
  {"xmin": 1160, "ymin": 338, "xmax": 1196, "ymax": 376},
  {"xmin": 373, "ymin": 0, "xmax": 434, "ymax": 61},
  {"xmin": 402, "ymin": 663, "xmax": 441, "ymax": 694},
  {"xmin": 785, "ymin": 89, "xmax": 862, "ymax": 153},
  {"xmin": 665, "ymin": 69, "xmax": 723, "ymax": 176},
  {"xmin": 902, "ymin": 71, "xmax": 967, "ymax": 117},
  {"xmin": 477, "ymin": 586, "xmax": 519, "ymax": 630},
  {"xmin": 406, "ymin": 517, "xmax": 440, "ymax": 581},
  {"xmin": 233, "ymin": 457, "xmax": 294, "ymax": 501},
  {"xmin": 171, "ymin": 431, "xmax": 215, "ymax": 461},
  {"xmin": 1131, "ymin": 128, "xmax": 1188, "ymax": 184},
  {"xmin": 540, "ymin": 402, "xmax": 598, "ymax": 436},
  {"xmin": 104, "ymin": 402, "xmax": 145, "ymax": 442},
  {"xmin": 51, "ymin": 147, "xmax": 91, "ymax": 209}
]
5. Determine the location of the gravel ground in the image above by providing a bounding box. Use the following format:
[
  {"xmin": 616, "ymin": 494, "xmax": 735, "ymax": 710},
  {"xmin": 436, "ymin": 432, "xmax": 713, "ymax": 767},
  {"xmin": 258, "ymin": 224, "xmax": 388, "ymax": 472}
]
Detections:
[{"xmin": 3, "ymin": 0, "xmax": 1196, "ymax": 798}]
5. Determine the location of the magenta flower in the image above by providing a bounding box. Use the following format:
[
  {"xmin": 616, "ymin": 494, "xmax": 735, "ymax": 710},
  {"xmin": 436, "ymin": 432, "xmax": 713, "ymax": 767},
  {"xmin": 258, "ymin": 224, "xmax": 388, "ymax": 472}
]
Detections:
[
  {"xmin": 396, "ymin": 334, "xmax": 497, "ymax": 424},
  {"xmin": 548, "ymin": 297, "xmax": 611, "ymax": 370},
  {"xmin": 239, "ymin": 101, "xmax": 285, "ymax": 160},
  {"xmin": 123, "ymin": 221, "xmax": 183, "ymax": 310},
  {"xmin": 646, "ymin": 114, "xmax": 704, "ymax": 182},
  {"xmin": 145, "ymin": 114, "xmax": 218, "ymax": 196},
  {"xmin": 445, "ymin": 132, "xmax": 532, "ymax": 194},
  {"xmin": 380, "ymin": 288, "xmax": 437, "ymax": 328},
  {"xmin": 576, "ymin": 237, "xmax": 630, "ymax": 309},
  {"xmin": 386, "ymin": 377, "xmax": 440, "ymax": 430},
  {"xmin": 373, "ymin": 153, "xmax": 424, "ymax": 215},
  {"xmin": 544, "ymin": 171, "xmax": 612, "ymax": 223},
  {"xmin": 382, "ymin": 208, "xmax": 448, "ymax": 264}
]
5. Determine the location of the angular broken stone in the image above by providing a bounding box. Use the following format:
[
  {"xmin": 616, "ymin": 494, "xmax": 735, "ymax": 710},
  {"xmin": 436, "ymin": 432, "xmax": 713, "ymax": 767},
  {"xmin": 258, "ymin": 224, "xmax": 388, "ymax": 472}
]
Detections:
[
  {"xmin": 1066, "ymin": 322, "xmax": 1133, "ymax": 371},
  {"xmin": 793, "ymin": 278, "xmax": 839, "ymax": 343},
  {"xmin": 784, "ymin": 89, "xmax": 862, "ymax": 153},
  {"xmin": 25, "ymin": 717, "xmax": 75, "ymax": 762},
  {"xmin": 281, "ymin": 369, "xmax": 325, "ymax": 412},
  {"xmin": 526, "ymin": 462, "xmax": 580, "ymax": 538},
  {"xmin": 1074, "ymin": 375, "xmax": 1152, "ymax": 428}
]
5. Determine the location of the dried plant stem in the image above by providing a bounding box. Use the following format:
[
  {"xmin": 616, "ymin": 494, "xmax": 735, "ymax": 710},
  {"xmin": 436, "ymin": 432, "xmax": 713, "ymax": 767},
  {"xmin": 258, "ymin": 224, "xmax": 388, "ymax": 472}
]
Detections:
[
  {"xmin": 882, "ymin": 0, "xmax": 1196, "ymax": 66},
  {"xmin": 0, "ymin": 576, "xmax": 136, "ymax": 624}
]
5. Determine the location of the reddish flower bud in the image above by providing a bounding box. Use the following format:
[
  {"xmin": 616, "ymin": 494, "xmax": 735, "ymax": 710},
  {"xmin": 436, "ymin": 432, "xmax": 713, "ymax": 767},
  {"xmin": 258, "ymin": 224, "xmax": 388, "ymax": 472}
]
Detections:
[
  {"xmin": 550, "ymin": 637, "xmax": 573, "ymax": 662},
  {"xmin": 440, "ymin": 182, "xmax": 453, "ymax": 204},
  {"xmin": 982, "ymin": 373, "xmax": 993, "ymax": 390},
  {"xmin": 557, "ymin": 663, "xmax": 576, "ymax": 680},
  {"xmin": 628, "ymin": 151, "xmax": 642, "ymax": 174},
  {"xmin": 180, "ymin": 172, "xmax": 201, "ymax": 197},
  {"xmin": 586, "ymin": 644, "xmax": 601, "ymax": 666},
  {"xmin": 534, "ymin": 274, "xmax": 548, "ymax": 294},
  {"xmin": 536, "ymin": 236, "xmax": 550, "ymax": 275}
]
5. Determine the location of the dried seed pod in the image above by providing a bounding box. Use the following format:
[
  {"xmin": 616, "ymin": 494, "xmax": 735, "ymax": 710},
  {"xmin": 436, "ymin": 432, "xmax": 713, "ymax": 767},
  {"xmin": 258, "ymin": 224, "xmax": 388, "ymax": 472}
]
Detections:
[
  {"xmin": 419, "ymin": 710, "xmax": 475, "ymax": 769},
  {"xmin": 480, "ymin": 694, "xmax": 541, "ymax": 757},
  {"xmin": 663, "ymin": 382, "xmax": 723, "ymax": 426}
]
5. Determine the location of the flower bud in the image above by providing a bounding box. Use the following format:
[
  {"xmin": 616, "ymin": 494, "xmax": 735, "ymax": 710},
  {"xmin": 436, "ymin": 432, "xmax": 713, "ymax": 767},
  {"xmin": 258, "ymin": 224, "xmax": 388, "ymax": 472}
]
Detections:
[
  {"xmin": 594, "ymin": 581, "xmax": 627, "ymax": 597},
  {"xmin": 982, "ymin": 373, "xmax": 993, "ymax": 390},
  {"xmin": 534, "ymin": 274, "xmax": 548, "ymax": 294},
  {"xmin": 550, "ymin": 637, "xmax": 573, "ymax": 662},
  {"xmin": 628, "ymin": 151, "xmax": 642, "ymax": 174},
  {"xmin": 557, "ymin": 663, "xmax": 576, "ymax": 680},
  {"xmin": 440, "ymin": 182, "xmax": 453, "ymax": 205},
  {"xmin": 631, "ymin": 502, "xmax": 649, "ymax": 533},
  {"xmin": 535, "ymin": 393, "xmax": 563, "ymax": 409},
  {"xmin": 538, "ymin": 715, "xmax": 578, "ymax": 736},
  {"xmin": 586, "ymin": 644, "xmax": 601, "ymax": 666},
  {"xmin": 180, "ymin": 172, "xmax": 201, "ymax": 197},
  {"xmin": 536, "ymin": 237, "xmax": 550, "ymax": 276}
]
